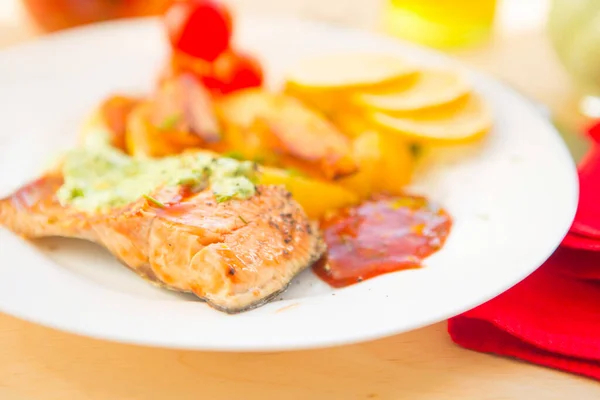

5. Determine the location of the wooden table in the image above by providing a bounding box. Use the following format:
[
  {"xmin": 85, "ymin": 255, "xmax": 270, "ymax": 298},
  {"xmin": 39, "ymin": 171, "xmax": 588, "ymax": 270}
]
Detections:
[{"xmin": 1, "ymin": 1, "xmax": 598, "ymax": 399}]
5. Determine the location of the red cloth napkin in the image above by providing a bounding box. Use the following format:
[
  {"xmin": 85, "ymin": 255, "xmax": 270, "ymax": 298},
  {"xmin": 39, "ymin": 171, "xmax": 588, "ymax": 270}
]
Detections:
[{"xmin": 448, "ymin": 122, "xmax": 600, "ymax": 380}]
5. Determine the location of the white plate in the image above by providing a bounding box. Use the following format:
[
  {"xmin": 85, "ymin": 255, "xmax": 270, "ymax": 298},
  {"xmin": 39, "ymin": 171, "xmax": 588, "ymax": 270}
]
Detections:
[{"xmin": 0, "ymin": 16, "xmax": 578, "ymax": 351}]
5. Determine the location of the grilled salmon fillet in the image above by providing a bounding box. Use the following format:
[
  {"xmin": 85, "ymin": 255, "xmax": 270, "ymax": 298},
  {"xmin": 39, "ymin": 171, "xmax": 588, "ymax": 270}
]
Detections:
[{"xmin": 0, "ymin": 175, "xmax": 325, "ymax": 313}]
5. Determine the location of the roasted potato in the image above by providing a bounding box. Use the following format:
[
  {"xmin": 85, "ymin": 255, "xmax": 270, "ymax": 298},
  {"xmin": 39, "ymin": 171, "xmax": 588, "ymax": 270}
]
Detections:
[
  {"xmin": 98, "ymin": 95, "xmax": 140, "ymax": 150},
  {"xmin": 217, "ymin": 89, "xmax": 358, "ymax": 180},
  {"xmin": 339, "ymin": 129, "xmax": 414, "ymax": 198},
  {"xmin": 152, "ymin": 73, "xmax": 220, "ymax": 143},
  {"xmin": 126, "ymin": 101, "xmax": 206, "ymax": 158}
]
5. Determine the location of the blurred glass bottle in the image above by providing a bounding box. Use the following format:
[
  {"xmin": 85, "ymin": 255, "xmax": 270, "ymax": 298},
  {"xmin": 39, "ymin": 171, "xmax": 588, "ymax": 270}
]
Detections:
[
  {"xmin": 384, "ymin": 0, "xmax": 497, "ymax": 49},
  {"xmin": 22, "ymin": 0, "xmax": 172, "ymax": 32},
  {"xmin": 548, "ymin": 0, "xmax": 600, "ymax": 118}
]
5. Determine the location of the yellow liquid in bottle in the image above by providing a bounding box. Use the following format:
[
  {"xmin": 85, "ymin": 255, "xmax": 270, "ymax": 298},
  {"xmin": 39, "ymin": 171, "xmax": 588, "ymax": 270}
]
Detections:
[{"xmin": 384, "ymin": 0, "xmax": 497, "ymax": 49}]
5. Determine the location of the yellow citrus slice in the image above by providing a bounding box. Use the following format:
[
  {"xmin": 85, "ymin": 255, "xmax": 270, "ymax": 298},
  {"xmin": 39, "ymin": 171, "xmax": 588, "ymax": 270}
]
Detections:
[
  {"xmin": 259, "ymin": 167, "xmax": 358, "ymax": 219},
  {"xmin": 286, "ymin": 53, "xmax": 417, "ymax": 91},
  {"xmin": 369, "ymin": 94, "xmax": 492, "ymax": 145},
  {"xmin": 354, "ymin": 69, "xmax": 471, "ymax": 112}
]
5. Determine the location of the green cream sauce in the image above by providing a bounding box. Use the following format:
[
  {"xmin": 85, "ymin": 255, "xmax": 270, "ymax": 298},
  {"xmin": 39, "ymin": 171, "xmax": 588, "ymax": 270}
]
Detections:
[{"xmin": 57, "ymin": 132, "xmax": 256, "ymax": 212}]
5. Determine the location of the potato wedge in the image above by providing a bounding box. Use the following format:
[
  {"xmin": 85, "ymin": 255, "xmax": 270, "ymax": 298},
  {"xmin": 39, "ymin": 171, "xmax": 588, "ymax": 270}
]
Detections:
[
  {"xmin": 126, "ymin": 101, "xmax": 205, "ymax": 158},
  {"xmin": 375, "ymin": 131, "xmax": 414, "ymax": 194},
  {"xmin": 259, "ymin": 167, "xmax": 359, "ymax": 219},
  {"xmin": 152, "ymin": 73, "xmax": 220, "ymax": 143},
  {"xmin": 337, "ymin": 131, "xmax": 381, "ymax": 198},
  {"xmin": 98, "ymin": 95, "xmax": 140, "ymax": 150},
  {"xmin": 217, "ymin": 89, "xmax": 358, "ymax": 180},
  {"xmin": 339, "ymin": 129, "xmax": 414, "ymax": 197}
]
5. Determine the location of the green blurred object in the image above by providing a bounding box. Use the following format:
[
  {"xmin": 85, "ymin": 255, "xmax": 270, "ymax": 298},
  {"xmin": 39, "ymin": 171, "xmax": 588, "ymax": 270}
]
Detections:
[
  {"xmin": 554, "ymin": 117, "xmax": 591, "ymax": 164},
  {"xmin": 511, "ymin": 83, "xmax": 590, "ymax": 163},
  {"xmin": 548, "ymin": 0, "xmax": 600, "ymax": 118},
  {"xmin": 383, "ymin": 0, "xmax": 497, "ymax": 49}
]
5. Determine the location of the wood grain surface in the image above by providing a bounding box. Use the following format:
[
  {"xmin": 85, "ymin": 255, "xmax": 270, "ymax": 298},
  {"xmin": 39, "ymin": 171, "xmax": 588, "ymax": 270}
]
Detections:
[
  {"xmin": 0, "ymin": 1, "xmax": 598, "ymax": 399},
  {"xmin": 1, "ymin": 314, "xmax": 599, "ymax": 400}
]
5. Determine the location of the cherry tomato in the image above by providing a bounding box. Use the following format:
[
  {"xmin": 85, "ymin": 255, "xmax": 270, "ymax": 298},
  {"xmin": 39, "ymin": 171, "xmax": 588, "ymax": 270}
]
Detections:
[
  {"xmin": 164, "ymin": 50, "xmax": 211, "ymax": 83},
  {"xmin": 164, "ymin": 0, "xmax": 233, "ymax": 62},
  {"xmin": 168, "ymin": 49, "xmax": 264, "ymax": 95},
  {"xmin": 214, "ymin": 49, "xmax": 264, "ymax": 94},
  {"xmin": 191, "ymin": 49, "xmax": 264, "ymax": 94}
]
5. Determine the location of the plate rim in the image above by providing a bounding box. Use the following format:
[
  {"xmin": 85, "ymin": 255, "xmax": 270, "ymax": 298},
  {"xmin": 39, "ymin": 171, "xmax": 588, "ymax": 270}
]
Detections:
[{"xmin": 0, "ymin": 16, "xmax": 579, "ymax": 351}]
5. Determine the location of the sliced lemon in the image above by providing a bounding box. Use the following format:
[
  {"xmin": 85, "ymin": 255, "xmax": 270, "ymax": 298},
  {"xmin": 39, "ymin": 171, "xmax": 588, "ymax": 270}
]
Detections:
[
  {"xmin": 354, "ymin": 69, "xmax": 471, "ymax": 113},
  {"xmin": 369, "ymin": 94, "xmax": 492, "ymax": 145},
  {"xmin": 286, "ymin": 53, "xmax": 417, "ymax": 91},
  {"xmin": 259, "ymin": 167, "xmax": 358, "ymax": 219}
]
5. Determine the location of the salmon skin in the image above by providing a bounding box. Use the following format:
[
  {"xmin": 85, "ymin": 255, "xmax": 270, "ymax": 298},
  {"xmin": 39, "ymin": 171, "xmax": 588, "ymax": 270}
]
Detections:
[{"xmin": 0, "ymin": 174, "xmax": 325, "ymax": 313}]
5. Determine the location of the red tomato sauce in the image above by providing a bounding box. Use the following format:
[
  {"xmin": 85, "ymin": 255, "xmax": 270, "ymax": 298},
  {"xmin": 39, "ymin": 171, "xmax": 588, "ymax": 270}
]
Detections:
[{"xmin": 314, "ymin": 195, "xmax": 452, "ymax": 288}]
